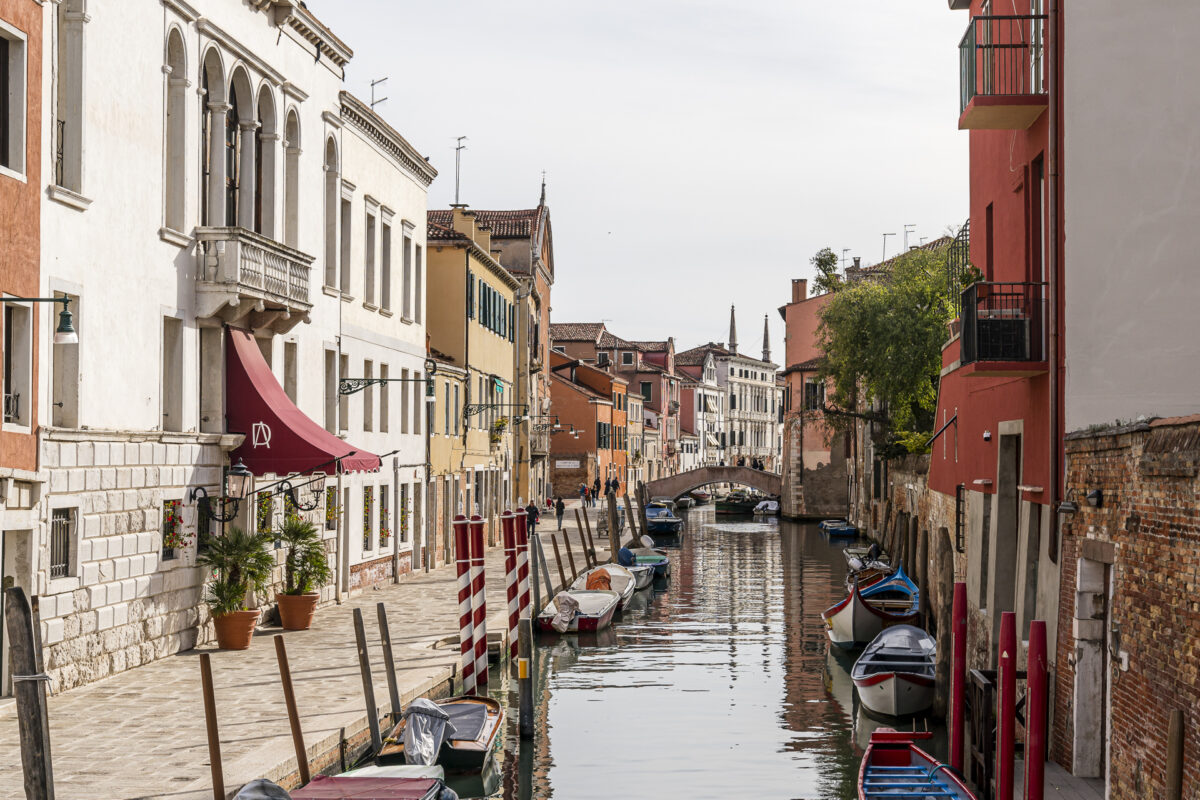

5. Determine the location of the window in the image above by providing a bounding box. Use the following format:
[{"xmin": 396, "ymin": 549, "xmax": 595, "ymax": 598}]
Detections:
[
  {"xmin": 363, "ymin": 360, "xmax": 374, "ymax": 431},
  {"xmin": 381, "ymin": 221, "xmax": 392, "ymax": 310},
  {"xmin": 162, "ymin": 317, "xmax": 183, "ymax": 431},
  {"xmin": 339, "ymin": 197, "xmax": 352, "ymax": 294},
  {"xmin": 325, "ymin": 486, "xmax": 338, "ymax": 530},
  {"xmin": 417, "ymin": 371, "xmax": 425, "ymax": 434},
  {"xmin": 443, "ymin": 381, "xmax": 450, "ymax": 435},
  {"xmin": 162, "ymin": 499, "xmax": 184, "ymax": 560},
  {"xmin": 163, "ymin": 31, "xmax": 186, "ymax": 229},
  {"xmin": 400, "ymin": 484, "xmax": 410, "ymax": 543},
  {"xmin": 338, "ymin": 353, "xmax": 349, "ymax": 431},
  {"xmin": 730, "ymin": 392, "xmax": 737, "ymax": 410},
  {"xmin": 283, "ymin": 341, "xmax": 297, "ymax": 402},
  {"xmin": 640, "ymin": 381, "xmax": 652, "ymax": 402},
  {"xmin": 224, "ymin": 83, "xmax": 239, "ymax": 225},
  {"xmin": 621, "ymin": 351, "xmax": 633, "ymax": 366},
  {"xmin": 400, "ymin": 368, "xmax": 410, "ymax": 434},
  {"xmin": 50, "ymin": 508, "xmax": 75, "ymax": 578},
  {"xmin": 453, "ymin": 383, "xmax": 460, "ymax": 434},
  {"xmin": 3, "ymin": 302, "xmax": 31, "ymax": 426},
  {"xmin": 415, "ymin": 246, "xmax": 423, "ymax": 323},
  {"xmin": 253, "ymin": 87, "xmax": 276, "ymax": 237},
  {"xmin": 402, "ymin": 232, "xmax": 413, "ymax": 318},
  {"xmin": 323, "ymin": 139, "xmax": 338, "ymax": 286},
  {"xmin": 380, "ymin": 364, "xmax": 390, "ymax": 433},
  {"xmin": 363, "ymin": 486, "xmax": 374, "ymax": 552},
  {"xmin": 324, "ymin": 349, "xmax": 337, "ymax": 432},
  {"xmin": 364, "ymin": 211, "xmax": 377, "ymax": 305},
  {"xmin": 597, "ymin": 352, "xmax": 610, "ymax": 366},
  {"xmin": 467, "ymin": 273, "xmax": 475, "ymax": 319},
  {"xmin": 985, "ymin": 202, "xmax": 995, "ymax": 281},
  {"xmin": 54, "ymin": 1, "xmax": 84, "ymax": 191},
  {"xmin": 379, "ymin": 489, "xmax": 390, "ymax": 549},
  {"xmin": 284, "ymin": 111, "xmax": 300, "ymax": 248}
]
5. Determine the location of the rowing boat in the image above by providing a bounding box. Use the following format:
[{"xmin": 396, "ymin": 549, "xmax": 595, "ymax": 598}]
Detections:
[
  {"xmin": 377, "ymin": 696, "xmax": 503, "ymax": 773},
  {"xmin": 570, "ymin": 564, "xmax": 637, "ymax": 609},
  {"xmin": 851, "ymin": 625, "xmax": 937, "ymax": 717},
  {"xmin": 858, "ymin": 729, "xmax": 976, "ymax": 799}
]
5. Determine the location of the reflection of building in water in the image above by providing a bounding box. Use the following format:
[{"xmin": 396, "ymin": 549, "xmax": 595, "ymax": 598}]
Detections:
[{"xmin": 779, "ymin": 526, "xmax": 863, "ymax": 798}]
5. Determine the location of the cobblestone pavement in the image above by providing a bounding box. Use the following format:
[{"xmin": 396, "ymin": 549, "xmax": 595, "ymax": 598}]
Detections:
[{"xmin": 0, "ymin": 516, "xmax": 603, "ymax": 800}]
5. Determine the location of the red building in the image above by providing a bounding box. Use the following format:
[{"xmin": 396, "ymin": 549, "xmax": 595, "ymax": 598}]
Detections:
[{"xmin": 547, "ymin": 351, "xmax": 629, "ymax": 499}]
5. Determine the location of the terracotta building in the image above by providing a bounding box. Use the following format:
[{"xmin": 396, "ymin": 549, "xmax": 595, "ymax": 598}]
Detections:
[{"xmin": 546, "ymin": 351, "xmax": 628, "ymax": 499}]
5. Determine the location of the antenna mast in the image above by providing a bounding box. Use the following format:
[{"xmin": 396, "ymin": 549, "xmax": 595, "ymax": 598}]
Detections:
[
  {"xmin": 903, "ymin": 224, "xmax": 916, "ymax": 250},
  {"xmin": 454, "ymin": 136, "xmax": 468, "ymax": 206},
  {"xmin": 882, "ymin": 233, "xmax": 896, "ymax": 263},
  {"xmin": 370, "ymin": 77, "xmax": 388, "ymax": 109}
]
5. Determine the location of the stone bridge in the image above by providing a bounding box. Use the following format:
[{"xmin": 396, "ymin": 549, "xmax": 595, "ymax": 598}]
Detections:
[{"xmin": 644, "ymin": 465, "xmax": 781, "ymax": 500}]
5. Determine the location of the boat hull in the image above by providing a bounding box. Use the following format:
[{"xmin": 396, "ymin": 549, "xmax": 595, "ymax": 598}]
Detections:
[
  {"xmin": 821, "ymin": 586, "xmax": 919, "ymax": 649},
  {"xmin": 715, "ymin": 500, "xmax": 758, "ymax": 514},
  {"xmin": 536, "ymin": 590, "xmax": 621, "ymax": 633},
  {"xmin": 570, "ymin": 565, "xmax": 636, "ymax": 610},
  {"xmin": 853, "ymin": 672, "xmax": 935, "ymax": 717},
  {"xmin": 858, "ymin": 730, "xmax": 977, "ymax": 800},
  {"xmin": 646, "ymin": 517, "xmax": 683, "ymax": 534},
  {"xmin": 628, "ymin": 564, "xmax": 655, "ymax": 590},
  {"xmin": 376, "ymin": 696, "xmax": 503, "ymax": 774}
]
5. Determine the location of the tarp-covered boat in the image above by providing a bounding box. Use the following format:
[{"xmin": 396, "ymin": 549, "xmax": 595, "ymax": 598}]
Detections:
[
  {"xmin": 570, "ymin": 564, "xmax": 637, "ymax": 609},
  {"xmin": 377, "ymin": 696, "xmax": 503, "ymax": 773},
  {"xmin": 645, "ymin": 502, "xmax": 684, "ymax": 536},
  {"xmin": 536, "ymin": 590, "xmax": 621, "ymax": 633},
  {"xmin": 851, "ymin": 625, "xmax": 936, "ymax": 717}
]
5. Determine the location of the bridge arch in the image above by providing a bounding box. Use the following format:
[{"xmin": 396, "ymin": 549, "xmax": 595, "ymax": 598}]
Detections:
[{"xmin": 644, "ymin": 465, "xmax": 780, "ymax": 500}]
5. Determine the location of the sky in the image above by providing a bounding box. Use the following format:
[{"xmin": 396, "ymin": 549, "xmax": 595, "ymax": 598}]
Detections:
[{"xmin": 310, "ymin": 1, "xmax": 969, "ymax": 361}]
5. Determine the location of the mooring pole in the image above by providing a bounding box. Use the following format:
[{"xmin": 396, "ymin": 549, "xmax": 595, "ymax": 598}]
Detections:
[
  {"xmin": 518, "ymin": 618, "xmax": 534, "ymax": 739},
  {"xmin": 4, "ymin": 588, "xmax": 55, "ymax": 800},
  {"xmin": 352, "ymin": 607, "xmax": 383, "ymax": 753},
  {"xmin": 1167, "ymin": 707, "xmax": 1184, "ymax": 800},
  {"xmin": 561, "ymin": 528, "xmax": 579, "ymax": 581},
  {"xmin": 1025, "ymin": 620, "xmax": 1047, "ymax": 800},
  {"xmin": 273, "ymin": 635, "xmax": 311, "ymax": 786},
  {"xmin": 605, "ymin": 491, "xmax": 620, "ymax": 562},
  {"xmin": 453, "ymin": 515, "xmax": 475, "ymax": 695},
  {"xmin": 199, "ymin": 653, "xmax": 225, "ymax": 800},
  {"xmin": 535, "ymin": 533, "xmax": 554, "ymax": 603},
  {"xmin": 550, "ymin": 533, "xmax": 567, "ymax": 589},
  {"xmin": 997, "ymin": 611, "xmax": 1017, "ymax": 800},
  {"xmin": 376, "ymin": 603, "xmax": 401, "ymax": 723},
  {"xmin": 951, "ymin": 581, "xmax": 967, "ymax": 772}
]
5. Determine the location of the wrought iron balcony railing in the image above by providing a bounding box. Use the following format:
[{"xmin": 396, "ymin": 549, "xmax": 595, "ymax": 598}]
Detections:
[
  {"xmin": 959, "ymin": 15, "xmax": 1048, "ymax": 129},
  {"xmin": 3, "ymin": 392, "xmax": 18, "ymax": 424},
  {"xmin": 960, "ymin": 282, "xmax": 1047, "ymax": 365}
]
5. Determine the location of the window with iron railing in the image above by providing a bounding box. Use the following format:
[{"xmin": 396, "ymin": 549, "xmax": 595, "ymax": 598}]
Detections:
[
  {"xmin": 960, "ymin": 282, "xmax": 1047, "ymax": 364},
  {"xmin": 50, "ymin": 508, "xmax": 74, "ymax": 579}
]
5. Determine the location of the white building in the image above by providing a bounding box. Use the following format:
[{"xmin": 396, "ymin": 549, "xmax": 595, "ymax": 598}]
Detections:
[
  {"xmin": 29, "ymin": 0, "xmax": 433, "ymax": 691},
  {"xmin": 717, "ymin": 308, "xmax": 780, "ymax": 471},
  {"xmin": 676, "ymin": 347, "xmax": 727, "ymax": 466}
]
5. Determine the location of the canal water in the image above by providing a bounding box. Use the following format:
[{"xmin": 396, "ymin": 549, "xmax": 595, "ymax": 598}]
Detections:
[{"xmin": 459, "ymin": 506, "xmax": 946, "ymax": 800}]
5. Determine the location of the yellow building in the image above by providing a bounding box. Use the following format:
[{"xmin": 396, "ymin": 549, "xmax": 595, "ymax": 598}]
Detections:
[{"xmin": 427, "ymin": 208, "xmax": 521, "ymax": 558}]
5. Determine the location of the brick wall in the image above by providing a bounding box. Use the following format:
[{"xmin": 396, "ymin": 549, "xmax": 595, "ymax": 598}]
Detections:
[{"xmin": 1053, "ymin": 419, "xmax": 1199, "ymax": 797}]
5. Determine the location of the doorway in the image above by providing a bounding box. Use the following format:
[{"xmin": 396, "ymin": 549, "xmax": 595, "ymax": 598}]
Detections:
[
  {"xmin": 1072, "ymin": 554, "xmax": 1111, "ymax": 779},
  {"xmin": 0, "ymin": 530, "xmax": 33, "ymax": 697}
]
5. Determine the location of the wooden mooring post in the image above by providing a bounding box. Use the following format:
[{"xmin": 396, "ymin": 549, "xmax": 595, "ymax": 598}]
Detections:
[
  {"xmin": 376, "ymin": 603, "xmax": 402, "ymax": 723},
  {"xmin": 550, "ymin": 533, "xmax": 567, "ymax": 590},
  {"xmin": 4, "ymin": 587, "xmax": 55, "ymax": 800},
  {"xmin": 352, "ymin": 607, "xmax": 383, "ymax": 754},
  {"xmin": 273, "ymin": 634, "xmax": 311, "ymax": 786},
  {"xmin": 199, "ymin": 652, "xmax": 224, "ymax": 800},
  {"xmin": 561, "ymin": 530, "xmax": 579, "ymax": 581},
  {"xmin": 605, "ymin": 491, "xmax": 620, "ymax": 561}
]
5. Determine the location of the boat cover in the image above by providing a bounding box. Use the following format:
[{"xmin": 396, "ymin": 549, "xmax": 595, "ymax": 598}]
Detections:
[
  {"xmin": 444, "ymin": 702, "xmax": 488, "ymax": 742},
  {"xmin": 550, "ymin": 592, "xmax": 580, "ymax": 632},
  {"xmin": 585, "ymin": 568, "xmax": 612, "ymax": 591},
  {"xmin": 235, "ymin": 780, "xmax": 292, "ymax": 800},
  {"xmin": 289, "ymin": 776, "xmax": 446, "ymax": 799},
  {"xmin": 853, "ymin": 625, "xmax": 936, "ymax": 679},
  {"xmin": 402, "ymin": 698, "xmax": 456, "ymax": 766},
  {"xmin": 616, "ymin": 547, "xmax": 634, "ymax": 567},
  {"xmin": 754, "ymin": 500, "xmax": 779, "ymax": 513}
]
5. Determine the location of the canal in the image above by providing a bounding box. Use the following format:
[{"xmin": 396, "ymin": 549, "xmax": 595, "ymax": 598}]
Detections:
[{"xmin": 460, "ymin": 506, "xmax": 947, "ymax": 800}]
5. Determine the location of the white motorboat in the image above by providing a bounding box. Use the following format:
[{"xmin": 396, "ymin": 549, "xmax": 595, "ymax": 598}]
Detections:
[
  {"xmin": 628, "ymin": 563, "xmax": 655, "ymax": 590},
  {"xmin": 536, "ymin": 590, "xmax": 621, "ymax": 633},
  {"xmin": 570, "ymin": 564, "xmax": 637, "ymax": 609},
  {"xmin": 851, "ymin": 625, "xmax": 936, "ymax": 717}
]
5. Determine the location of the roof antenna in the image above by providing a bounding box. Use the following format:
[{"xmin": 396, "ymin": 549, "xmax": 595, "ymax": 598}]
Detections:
[
  {"xmin": 903, "ymin": 223, "xmax": 916, "ymax": 250},
  {"xmin": 369, "ymin": 77, "xmax": 388, "ymax": 109},
  {"xmin": 881, "ymin": 232, "xmax": 896, "ymax": 263},
  {"xmin": 454, "ymin": 136, "xmax": 468, "ymax": 206},
  {"xmin": 841, "ymin": 248, "xmax": 850, "ymax": 270}
]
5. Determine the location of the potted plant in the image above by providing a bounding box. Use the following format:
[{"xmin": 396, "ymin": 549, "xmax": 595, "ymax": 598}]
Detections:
[
  {"xmin": 275, "ymin": 516, "xmax": 332, "ymax": 630},
  {"xmin": 197, "ymin": 525, "xmax": 275, "ymax": 650}
]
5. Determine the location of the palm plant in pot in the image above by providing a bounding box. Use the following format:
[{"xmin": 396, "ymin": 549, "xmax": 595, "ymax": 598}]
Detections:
[
  {"xmin": 275, "ymin": 516, "xmax": 332, "ymax": 630},
  {"xmin": 197, "ymin": 525, "xmax": 275, "ymax": 650}
]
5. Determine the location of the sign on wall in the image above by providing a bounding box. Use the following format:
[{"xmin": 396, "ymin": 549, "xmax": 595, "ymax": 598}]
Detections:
[{"xmin": 555, "ymin": 459, "xmax": 581, "ymax": 470}]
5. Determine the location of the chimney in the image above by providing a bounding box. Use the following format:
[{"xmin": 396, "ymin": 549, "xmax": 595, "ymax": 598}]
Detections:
[
  {"xmin": 853, "ymin": 256, "xmax": 861, "ymax": 270},
  {"xmin": 451, "ymin": 206, "xmax": 476, "ymax": 239},
  {"xmin": 792, "ymin": 278, "xmax": 807, "ymax": 302},
  {"xmin": 476, "ymin": 223, "xmax": 492, "ymax": 252}
]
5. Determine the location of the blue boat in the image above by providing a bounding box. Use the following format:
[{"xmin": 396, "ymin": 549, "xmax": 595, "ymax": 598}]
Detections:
[
  {"xmin": 820, "ymin": 519, "xmax": 859, "ymax": 538},
  {"xmin": 619, "ymin": 546, "xmax": 671, "ymax": 577},
  {"xmin": 860, "ymin": 564, "xmax": 919, "ymax": 615},
  {"xmin": 645, "ymin": 503, "xmax": 684, "ymax": 536}
]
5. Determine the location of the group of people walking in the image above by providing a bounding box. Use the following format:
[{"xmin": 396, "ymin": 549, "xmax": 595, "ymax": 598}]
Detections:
[
  {"xmin": 524, "ymin": 475, "xmax": 624, "ymax": 536},
  {"xmin": 737, "ymin": 456, "xmax": 767, "ymax": 471},
  {"xmin": 577, "ymin": 476, "xmax": 621, "ymax": 507}
]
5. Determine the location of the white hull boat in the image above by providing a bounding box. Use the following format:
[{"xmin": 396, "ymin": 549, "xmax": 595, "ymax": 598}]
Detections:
[
  {"xmin": 537, "ymin": 590, "xmax": 621, "ymax": 633},
  {"xmin": 851, "ymin": 625, "xmax": 936, "ymax": 718},
  {"xmin": 821, "ymin": 584, "xmax": 919, "ymax": 649},
  {"xmin": 628, "ymin": 563, "xmax": 655, "ymax": 590},
  {"xmin": 570, "ymin": 564, "xmax": 637, "ymax": 609}
]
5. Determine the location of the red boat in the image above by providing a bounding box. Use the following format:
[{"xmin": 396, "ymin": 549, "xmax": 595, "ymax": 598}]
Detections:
[{"xmin": 858, "ymin": 729, "xmax": 976, "ymax": 799}]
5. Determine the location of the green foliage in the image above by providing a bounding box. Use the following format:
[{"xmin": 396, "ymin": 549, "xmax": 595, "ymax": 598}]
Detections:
[
  {"xmin": 197, "ymin": 525, "xmax": 275, "ymax": 615},
  {"xmin": 276, "ymin": 516, "xmax": 332, "ymax": 595},
  {"xmin": 810, "ymin": 247, "xmax": 843, "ymax": 296},
  {"xmin": 816, "ymin": 244, "xmax": 952, "ymax": 437},
  {"xmin": 960, "ymin": 264, "xmax": 984, "ymax": 287},
  {"xmin": 896, "ymin": 430, "xmax": 934, "ymax": 455}
]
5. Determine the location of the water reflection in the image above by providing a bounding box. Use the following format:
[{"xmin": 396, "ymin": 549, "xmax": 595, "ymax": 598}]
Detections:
[{"xmin": 466, "ymin": 508, "xmax": 943, "ymax": 800}]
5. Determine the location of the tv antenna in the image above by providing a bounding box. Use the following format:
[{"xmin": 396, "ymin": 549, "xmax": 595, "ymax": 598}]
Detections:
[
  {"xmin": 841, "ymin": 248, "xmax": 850, "ymax": 269},
  {"xmin": 903, "ymin": 224, "xmax": 916, "ymax": 250},
  {"xmin": 881, "ymin": 233, "xmax": 896, "ymax": 263},
  {"xmin": 370, "ymin": 77, "xmax": 388, "ymax": 109},
  {"xmin": 454, "ymin": 136, "xmax": 468, "ymax": 206}
]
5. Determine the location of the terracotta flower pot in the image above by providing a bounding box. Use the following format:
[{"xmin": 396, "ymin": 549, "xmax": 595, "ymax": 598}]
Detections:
[
  {"xmin": 212, "ymin": 609, "xmax": 260, "ymax": 650},
  {"xmin": 277, "ymin": 592, "xmax": 320, "ymax": 631}
]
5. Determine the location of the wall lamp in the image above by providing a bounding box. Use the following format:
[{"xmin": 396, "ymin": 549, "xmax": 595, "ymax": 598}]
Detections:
[
  {"xmin": 340, "ymin": 357, "xmax": 438, "ymax": 395},
  {"xmin": 1056, "ymin": 487, "xmax": 1079, "ymax": 516},
  {"xmin": 190, "ymin": 459, "xmax": 254, "ymax": 522},
  {"xmin": 1086, "ymin": 488, "xmax": 1103, "ymax": 508},
  {"xmin": 3, "ymin": 296, "xmax": 78, "ymax": 345}
]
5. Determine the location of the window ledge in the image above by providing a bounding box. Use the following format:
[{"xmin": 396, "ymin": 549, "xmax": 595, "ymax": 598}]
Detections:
[
  {"xmin": 341, "ymin": 292, "xmax": 355, "ymax": 303},
  {"xmin": 401, "ymin": 316, "xmax": 414, "ymax": 325},
  {"xmin": 47, "ymin": 576, "xmax": 81, "ymax": 596},
  {"xmin": 3, "ymin": 423, "xmax": 32, "ymax": 436},
  {"xmin": 0, "ymin": 164, "xmax": 27, "ymax": 184},
  {"xmin": 322, "ymin": 285, "xmax": 340, "ymax": 298},
  {"xmin": 363, "ymin": 301, "xmax": 379, "ymax": 312},
  {"xmin": 47, "ymin": 185, "xmax": 92, "ymax": 212},
  {"xmin": 158, "ymin": 227, "xmax": 192, "ymax": 248},
  {"xmin": 379, "ymin": 308, "xmax": 394, "ymax": 318}
]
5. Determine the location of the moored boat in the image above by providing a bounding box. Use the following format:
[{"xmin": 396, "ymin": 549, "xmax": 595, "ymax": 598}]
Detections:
[
  {"xmin": 851, "ymin": 625, "xmax": 936, "ymax": 718},
  {"xmin": 823, "ymin": 521, "xmax": 858, "ymax": 537},
  {"xmin": 570, "ymin": 564, "xmax": 637, "ymax": 609},
  {"xmin": 377, "ymin": 695, "xmax": 503, "ymax": 774},
  {"xmin": 674, "ymin": 495, "xmax": 694, "ymax": 509},
  {"xmin": 616, "ymin": 547, "xmax": 659, "ymax": 587},
  {"xmin": 753, "ymin": 499, "xmax": 779, "ymax": 516},
  {"xmin": 690, "ymin": 490, "xmax": 711, "ymax": 505},
  {"xmin": 858, "ymin": 729, "xmax": 976, "ymax": 799},
  {"xmin": 645, "ymin": 502, "xmax": 684, "ymax": 536},
  {"xmin": 536, "ymin": 589, "xmax": 621, "ymax": 633},
  {"xmin": 715, "ymin": 490, "xmax": 761, "ymax": 514},
  {"xmin": 860, "ymin": 565, "xmax": 919, "ymax": 603},
  {"xmin": 821, "ymin": 581, "xmax": 920, "ymax": 649},
  {"xmin": 287, "ymin": 776, "xmax": 449, "ymax": 799}
]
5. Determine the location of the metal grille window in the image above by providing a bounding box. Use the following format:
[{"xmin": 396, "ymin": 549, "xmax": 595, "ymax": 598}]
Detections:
[
  {"xmin": 399, "ymin": 485, "xmax": 409, "ymax": 543},
  {"xmin": 379, "ymin": 489, "xmax": 390, "ymax": 548},
  {"xmin": 162, "ymin": 499, "xmax": 184, "ymax": 561},
  {"xmin": 363, "ymin": 486, "xmax": 374, "ymax": 552},
  {"xmin": 325, "ymin": 486, "xmax": 338, "ymax": 530},
  {"xmin": 955, "ymin": 484, "xmax": 966, "ymax": 553},
  {"xmin": 50, "ymin": 508, "xmax": 73, "ymax": 579}
]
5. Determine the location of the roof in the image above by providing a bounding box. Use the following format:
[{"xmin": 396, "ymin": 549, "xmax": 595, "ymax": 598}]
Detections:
[
  {"xmin": 549, "ymin": 322, "xmax": 606, "ymax": 342},
  {"xmin": 676, "ymin": 342, "xmax": 732, "ymax": 365},
  {"xmin": 549, "ymin": 371, "xmax": 612, "ymax": 403},
  {"xmin": 632, "ymin": 340, "xmax": 671, "ymax": 353},
  {"xmin": 427, "ymin": 220, "xmax": 463, "ymax": 242},
  {"xmin": 428, "ymin": 208, "xmax": 544, "ymax": 240},
  {"xmin": 598, "ymin": 331, "xmax": 637, "ymax": 350},
  {"xmin": 848, "ymin": 236, "xmax": 953, "ymax": 278}
]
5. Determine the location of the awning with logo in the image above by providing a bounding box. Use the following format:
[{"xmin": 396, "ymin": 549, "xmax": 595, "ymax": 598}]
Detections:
[{"xmin": 225, "ymin": 327, "xmax": 381, "ymax": 476}]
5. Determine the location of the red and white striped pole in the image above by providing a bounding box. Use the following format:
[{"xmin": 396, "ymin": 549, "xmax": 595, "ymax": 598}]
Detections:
[
  {"xmin": 453, "ymin": 515, "xmax": 474, "ymax": 695},
  {"xmin": 515, "ymin": 507, "xmax": 531, "ymax": 618},
  {"xmin": 469, "ymin": 513, "xmax": 489, "ymax": 691},
  {"xmin": 502, "ymin": 509, "xmax": 519, "ymax": 661}
]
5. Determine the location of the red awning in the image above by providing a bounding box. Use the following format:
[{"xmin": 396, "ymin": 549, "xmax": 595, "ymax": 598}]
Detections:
[{"xmin": 225, "ymin": 328, "xmax": 381, "ymax": 476}]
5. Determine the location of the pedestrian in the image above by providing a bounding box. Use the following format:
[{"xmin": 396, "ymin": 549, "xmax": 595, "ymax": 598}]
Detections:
[
  {"xmin": 555, "ymin": 496, "xmax": 565, "ymax": 530},
  {"xmin": 612, "ymin": 478, "xmax": 621, "ymax": 496},
  {"xmin": 525, "ymin": 499, "xmax": 541, "ymax": 537},
  {"xmin": 593, "ymin": 476, "xmax": 601, "ymax": 500},
  {"xmin": 579, "ymin": 484, "xmax": 587, "ymax": 504}
]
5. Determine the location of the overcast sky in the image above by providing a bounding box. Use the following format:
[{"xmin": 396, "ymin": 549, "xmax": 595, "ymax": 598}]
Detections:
[{"xmin": 311, "ymin": 1, "xmax": 968, "ymax": 362}]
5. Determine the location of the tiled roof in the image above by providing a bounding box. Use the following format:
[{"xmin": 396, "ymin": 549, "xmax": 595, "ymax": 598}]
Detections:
[
  {"xmin": 428, "ymin": 208, "xmax": 543, "ymax": 240},
  {"xmin": 598, "ymin": 331, "xmax": 637, "ymax": 350},
  {"xmin": 426, "ymin": 219, "xmax": 463, "ymax": 241},
  {"xmin": 427, "ymin": 209, "xmax": 453, "ymax": 229},
  {"xmin": 676, "ymin": 342, "xmax": 731, "ymax": 365},
  {"xmin": 549, "ymin": 322, "xmax": 605, "ymax": 342},
  {"xmin": 849, "ymin": 236, "xmax": 953, "ymax": 277},
  {"xmin": 633, "ymin": 340, "xmax": 671, "ymax": 352}
]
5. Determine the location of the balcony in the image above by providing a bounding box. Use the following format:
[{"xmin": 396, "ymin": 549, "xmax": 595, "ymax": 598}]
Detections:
[
  {"xmin": 195, "ymin": 227, "xmax": 315, "ymax": 334},
  {"xmin": 960, "ymin": 282, "xmax": 1047, "ymax": 377},
  {"xmin": 959, "ymin": 15, "xmax": 1048, "ymax": 130},
  {"xmin": 667, "ymin": 400, "xmax": 680, "ymax": 416}
]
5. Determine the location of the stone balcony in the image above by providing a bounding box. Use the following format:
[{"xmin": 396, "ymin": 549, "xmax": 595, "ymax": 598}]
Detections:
[{"xmin": 194, "ymin": 226, "xmax": 315, "ymax": 334}]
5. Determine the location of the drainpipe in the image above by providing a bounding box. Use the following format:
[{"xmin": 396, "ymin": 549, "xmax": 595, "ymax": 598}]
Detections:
[{"xmin": 1048, "ymin": 0, "xmax": 1063, "ymax": 547}]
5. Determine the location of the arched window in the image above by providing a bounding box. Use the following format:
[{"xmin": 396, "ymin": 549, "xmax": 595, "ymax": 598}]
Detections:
[
  {"xmin": 163, "ymin": 30, "xmax": 186, "ymax": 232},
  {"xmin": 224, "ymin": 87, "xmax": 239, "ymax": 225},
  {"xmin": 200, "ymin": 48, "xmax": 226, "ymax": 227},
  {"xmin": 283, "ymin": 110, "xmax": 300, "ymax": 247},
  {"xmin": 254, "ymin": 86, "xmax": 277, "ymax": 237},
  {"xmin": 227, "ymin": 67, "xmax": 255, "ymax": 228},
  {"xmin": 323, "ymin": 137, "xmax": 339, "ymax": 287}
]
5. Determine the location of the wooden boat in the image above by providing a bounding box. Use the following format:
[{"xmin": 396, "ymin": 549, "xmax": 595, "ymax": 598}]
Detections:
[
  {"xmin": 674, "ymin": 495, "xmax": 694, "ymax": 509},
  {"xmin": 752, "ymin": 499, "xmax": 779, "ymax": 516},
  {"xmin": 821, "ymin": 582, "xmax": 920, "ymax": 649},
  {"xmin": 289, "ymin": 775, "xmax": 446, "ymax": 799},
  {"xmin": 858, "ymin": 729, "xmax": 976, "ymax": 799},
  {"xmin": 851, "ymin": 625, "xmax": 936, "ymax": 718},
  {"xmin": 628, "ymin": 563, "xmax": 655, "ymax": 589},
  {"xmin": 690, "ymin": 490, "xmax": 711, "ymax": 505},
  {"xmin": 536, "ymin": 589, "xmax": 621, "ymax": 633},
  {"xmin": 846, "ymin": 560, "xmax": 897, "ymax": 594},
  {"xmin": 860, "ymin": 565, "xmax": 919, "ymax": 603},
  {"xmin": 821, "ymin": 520, "xmax": 858, "ymax": 537},
  {"xmin": 628, "ymin": 539, "xmax": 671, "ymax": 576},
  {"xmin": 570, "ymin": 564, "xmax": 637, "ymax": 609},
  {"xmin": 377, "ymin": 695, "xmax": 503, "ymax": 773},
  {"xmin": 645, "ymin": 503, "xmax": 684, "ymax": 536},
  {"xmin": 715, "ymin": 491, "xmax": 761, "ymax": 514}
]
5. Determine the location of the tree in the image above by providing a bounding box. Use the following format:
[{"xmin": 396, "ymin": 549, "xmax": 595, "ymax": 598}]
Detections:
[
  {"xmin": 809, "ymin": 247, "xmax": 843, "ymax": 296},
  {"xmin": 815, "ymin": 244, "xmax": 951, "ymax": 450}
]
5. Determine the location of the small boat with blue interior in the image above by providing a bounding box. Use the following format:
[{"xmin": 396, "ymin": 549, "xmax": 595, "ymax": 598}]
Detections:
[
  {"xmin": 820, "ymin": 519, "xmax": 859, "ymax": 538},
  {"xmin": 618, "ymin": 547, "xmax": 663, "ymax": 584},
  {"xmin": 851, "ymin": 625, "xmax": 937, "ymax": 718},
  {"xmin": 645, "ymin": 502, "xmax": 684, "ymax": 536},
  {"xmin": 822, "ymin": 566, "xmax": 920, "ymax": 649},
  {"xmin": 858, "ymin": 729, "xmax": 976, "ymax": 799}
]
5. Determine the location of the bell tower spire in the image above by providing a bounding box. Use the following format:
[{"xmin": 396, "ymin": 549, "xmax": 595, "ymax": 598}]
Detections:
[
  {"xmin": 728, "ymin": 305, "xmax": 738, "ymax": 355},
  {"xmin": 762, "ymin": 314, "xmax": 771, "ymax": 363}
]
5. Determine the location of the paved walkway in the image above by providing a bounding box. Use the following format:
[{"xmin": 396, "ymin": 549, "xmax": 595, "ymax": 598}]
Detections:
[
  {"xmin": 1016, "ymin": 760, "xmax": 1106, "ymax": 800},
  {"xmin": 0, "ymin": 514, "xmax": 603, "ymax": 800}
]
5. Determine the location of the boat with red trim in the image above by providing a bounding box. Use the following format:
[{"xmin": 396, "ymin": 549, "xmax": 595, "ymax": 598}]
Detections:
[
  {"xmin": 858, "ymin": 729, "xmax": 976, "ymax": 799},
  {"xmin": 851, "ymin": 625, "xmax": 936, "ymax": 717}
]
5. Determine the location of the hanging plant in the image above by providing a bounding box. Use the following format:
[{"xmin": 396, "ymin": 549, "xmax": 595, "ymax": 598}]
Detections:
[
  {"xmin": 325, "ymin": 486, "xmax": 338, "ymax": 530},
  {"xmin": 256, "ymin": 492, "xmax": 273, "ymax": 537}
]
